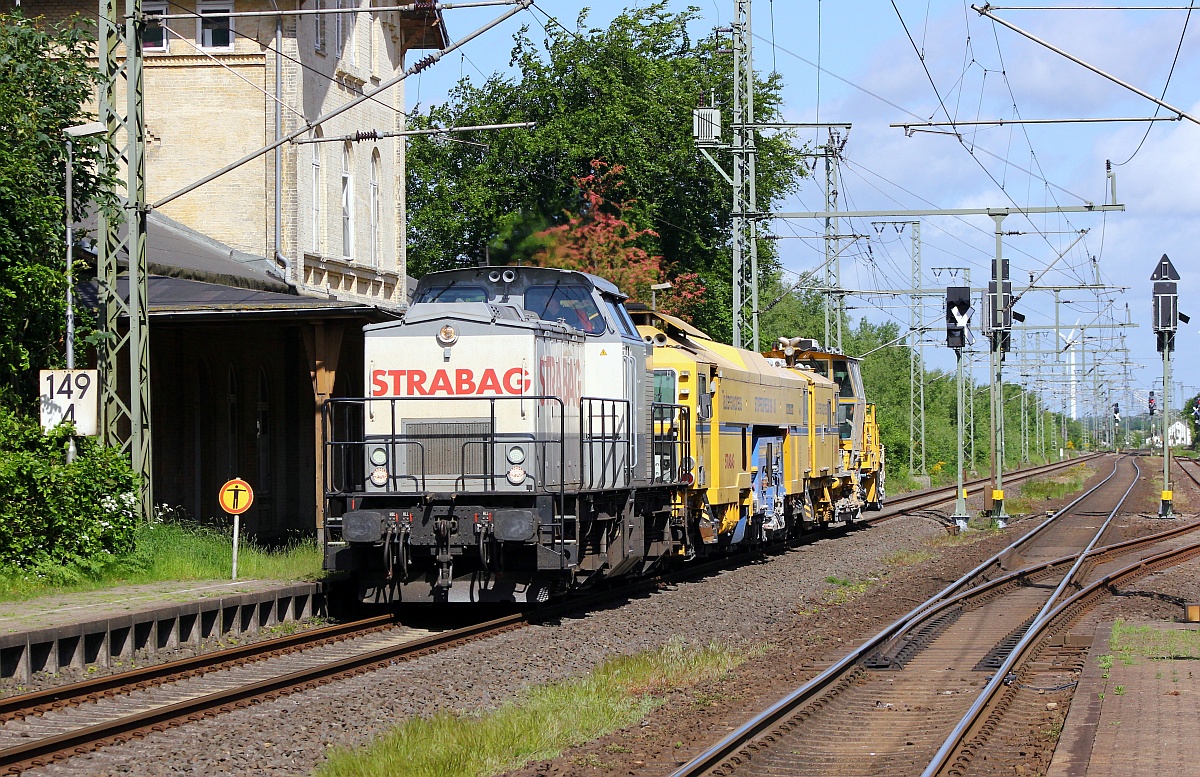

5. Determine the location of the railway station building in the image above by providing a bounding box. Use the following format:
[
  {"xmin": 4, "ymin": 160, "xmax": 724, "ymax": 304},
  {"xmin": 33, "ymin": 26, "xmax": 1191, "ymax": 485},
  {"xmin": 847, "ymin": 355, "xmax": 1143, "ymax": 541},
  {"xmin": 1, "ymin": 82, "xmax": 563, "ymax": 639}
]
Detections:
[{"xmin": 7, "ymin": 1, "xmax": 449, "ymax": 538}]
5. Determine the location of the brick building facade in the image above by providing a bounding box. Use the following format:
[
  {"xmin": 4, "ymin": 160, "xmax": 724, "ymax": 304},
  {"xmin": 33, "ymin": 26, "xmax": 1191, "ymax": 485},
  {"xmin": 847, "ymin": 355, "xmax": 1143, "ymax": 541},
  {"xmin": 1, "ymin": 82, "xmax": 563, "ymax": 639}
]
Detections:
[
  {"xmin": 8, "ymin": 2, "xmax": 447, "ymax": 535},
  {"xmin": 12, "ymin": 0, "xmax": 446, "ymax": 306}
]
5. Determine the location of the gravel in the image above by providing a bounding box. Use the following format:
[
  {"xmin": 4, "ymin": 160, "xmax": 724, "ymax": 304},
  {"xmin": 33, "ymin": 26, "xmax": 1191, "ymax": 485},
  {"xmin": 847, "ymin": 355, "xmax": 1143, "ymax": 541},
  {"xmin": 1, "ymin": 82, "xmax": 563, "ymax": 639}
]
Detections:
[
  {"xmin": 24, "ymin": 512, "xmax": 962, "ymax": 776},
  {"xmin": 24, "ymin": 456, "xmax": 1147, "ymax": 777}
]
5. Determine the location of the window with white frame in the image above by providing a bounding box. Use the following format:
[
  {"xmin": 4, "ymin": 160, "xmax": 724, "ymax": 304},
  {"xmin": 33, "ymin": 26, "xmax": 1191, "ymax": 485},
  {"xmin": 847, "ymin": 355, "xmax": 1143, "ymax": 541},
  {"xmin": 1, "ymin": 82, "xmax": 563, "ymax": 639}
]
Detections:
[
  {"xmin": 142, "ymin": 1, "xmax": 169, "ymax": 52},
  {"xmin": 366, "ymin": 11, "xmax": 374, "ymax": 74},
  {"xmin": 310, "ymin": 136, "xmax": 322, "ymax": 252},
  {"xmin": 314, "ymin": 0, "xmax": 326, "ymax": 52},
  {"xmin": 347, "ymin": 1, "xmax": 357, "ymax": 68},
  {"xmin": 334, "ymin": 0, "xmax": 344, "ymax": 57},
  {"xmin": 369, "ymin": 152, "xmax": 380, "ymax": 266},
  {"xmin": 341, "ymin": 143, "xmax": 353, "ymax": 261},
  {"xmin": 198, "ymin": 1, "xmax": 234, "ymax": 50}
]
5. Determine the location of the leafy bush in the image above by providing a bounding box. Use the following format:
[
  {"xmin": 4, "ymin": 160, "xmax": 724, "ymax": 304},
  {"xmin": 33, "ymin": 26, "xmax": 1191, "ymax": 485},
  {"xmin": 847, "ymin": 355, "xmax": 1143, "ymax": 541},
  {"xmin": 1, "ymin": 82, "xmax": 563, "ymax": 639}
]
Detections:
[{"xmin": 0, "ymin": 406, "xmax": 138, "ymax": 567}]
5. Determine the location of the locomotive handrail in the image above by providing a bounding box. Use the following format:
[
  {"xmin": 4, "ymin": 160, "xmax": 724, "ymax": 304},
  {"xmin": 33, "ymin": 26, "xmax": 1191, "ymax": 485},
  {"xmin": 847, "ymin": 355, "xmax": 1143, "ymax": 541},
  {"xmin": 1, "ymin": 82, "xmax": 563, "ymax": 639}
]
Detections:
[
  {"xmin": 321, "ymin": 395, "xmax": 569, "ymax": 497},
  {"xmin": 579, "ymin": 396, "xmax": 633, "ymax": 491}
]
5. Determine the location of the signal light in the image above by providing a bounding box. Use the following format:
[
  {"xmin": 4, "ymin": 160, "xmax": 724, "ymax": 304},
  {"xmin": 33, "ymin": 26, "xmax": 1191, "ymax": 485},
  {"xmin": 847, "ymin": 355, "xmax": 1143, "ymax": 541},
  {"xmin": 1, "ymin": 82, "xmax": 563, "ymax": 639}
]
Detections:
[{"xmin": 945, "ymin": 286, "xmax": 973, "ymax": 349}]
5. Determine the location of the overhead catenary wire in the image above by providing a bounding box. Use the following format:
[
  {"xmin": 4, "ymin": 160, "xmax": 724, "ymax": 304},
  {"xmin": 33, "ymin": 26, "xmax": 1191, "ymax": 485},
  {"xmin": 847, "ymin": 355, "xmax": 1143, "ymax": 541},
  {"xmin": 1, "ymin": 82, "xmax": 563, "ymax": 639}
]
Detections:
[{"xmin": 151, "ymin": 0, "xmax": 536, "ymax": 209}]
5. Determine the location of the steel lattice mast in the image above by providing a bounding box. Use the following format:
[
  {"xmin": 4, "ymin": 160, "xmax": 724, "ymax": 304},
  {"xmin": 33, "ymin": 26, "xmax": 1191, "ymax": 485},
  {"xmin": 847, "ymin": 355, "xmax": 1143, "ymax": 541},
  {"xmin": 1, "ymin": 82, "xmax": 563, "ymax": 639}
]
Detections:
[
  {"xmin": 99, "ymin": 0, "xmax": 153, "ymax": 520},
  {"xmin": 730, "ymin": 0, "xmax": 759, "ymax": 350}
]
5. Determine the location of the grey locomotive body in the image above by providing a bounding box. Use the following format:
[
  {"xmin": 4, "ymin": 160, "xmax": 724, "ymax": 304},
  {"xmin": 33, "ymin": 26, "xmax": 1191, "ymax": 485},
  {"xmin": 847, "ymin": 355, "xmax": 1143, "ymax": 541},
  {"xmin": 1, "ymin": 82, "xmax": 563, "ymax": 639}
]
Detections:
[{"xmin": 322, "ymin": 267, "xmax": 689, "ymax": 603}]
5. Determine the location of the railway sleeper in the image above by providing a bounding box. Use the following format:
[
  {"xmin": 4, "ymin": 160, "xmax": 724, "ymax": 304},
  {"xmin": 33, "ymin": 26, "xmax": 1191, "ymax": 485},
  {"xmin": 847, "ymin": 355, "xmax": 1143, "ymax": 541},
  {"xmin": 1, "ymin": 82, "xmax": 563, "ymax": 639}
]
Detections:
[{"xmin": 863, "ymin": 606, "xmax": 963, "ymax": 670}]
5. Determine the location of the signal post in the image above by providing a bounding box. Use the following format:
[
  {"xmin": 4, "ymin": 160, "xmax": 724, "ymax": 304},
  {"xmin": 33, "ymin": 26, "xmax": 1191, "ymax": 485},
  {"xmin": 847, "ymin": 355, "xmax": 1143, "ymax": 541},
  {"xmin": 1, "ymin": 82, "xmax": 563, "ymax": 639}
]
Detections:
[{"xmin": 1152, "ymin": 255, "xmax": 1187, "ymax": 517}]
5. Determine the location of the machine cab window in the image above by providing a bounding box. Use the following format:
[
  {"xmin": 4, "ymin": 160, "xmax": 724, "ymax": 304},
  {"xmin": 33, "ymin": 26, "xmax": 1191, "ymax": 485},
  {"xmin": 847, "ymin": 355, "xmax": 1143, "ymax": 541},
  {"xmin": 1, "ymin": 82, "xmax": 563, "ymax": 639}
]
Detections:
[
  {"xmin": 653, "ymin": 369, "xmax": 677, "ymax": 403},
  {"xmin": 832, "ymin": 359, "xmax": 856, "ymax": 398},
  {"xmin": 525, "ymin": 284, "xmax": 605, "ymax": 334},
  {"xmin": 804, "ymin": 358, "xmax": 830, "ymax": 379}
]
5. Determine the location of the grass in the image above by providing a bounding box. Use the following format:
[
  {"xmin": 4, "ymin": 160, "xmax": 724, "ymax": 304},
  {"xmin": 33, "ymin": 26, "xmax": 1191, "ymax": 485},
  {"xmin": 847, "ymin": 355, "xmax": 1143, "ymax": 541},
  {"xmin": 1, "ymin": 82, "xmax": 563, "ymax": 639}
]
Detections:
[
  {"xmin": 823, "ymin": 575, "xmax": 872, "ymax": 605},
  {"xmin": 1109, "ymin": 618, "xmax": 1200, "ymax": 662},
  {"xmin": 0, "ymin": 521, "xmax": 323, "ymax": 602},
  {"xmin": 1005, "ymin": 464, "xmax": 1092, "ymax": 514},
  {"xmin": 316, "ymin": 639, "xmax": 754, "ymax": 777},
  {"xmin": 883, "ymin": 548, "xmax": 936, "ymax": 567}
]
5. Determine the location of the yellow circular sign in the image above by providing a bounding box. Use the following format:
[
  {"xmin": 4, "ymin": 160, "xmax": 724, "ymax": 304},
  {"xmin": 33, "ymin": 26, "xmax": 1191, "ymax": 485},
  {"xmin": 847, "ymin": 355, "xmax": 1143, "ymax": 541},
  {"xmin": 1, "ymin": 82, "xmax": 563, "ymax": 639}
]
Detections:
[{"xmin": 218, "ymin": 478, "xmax": 254, "ymax": 515}]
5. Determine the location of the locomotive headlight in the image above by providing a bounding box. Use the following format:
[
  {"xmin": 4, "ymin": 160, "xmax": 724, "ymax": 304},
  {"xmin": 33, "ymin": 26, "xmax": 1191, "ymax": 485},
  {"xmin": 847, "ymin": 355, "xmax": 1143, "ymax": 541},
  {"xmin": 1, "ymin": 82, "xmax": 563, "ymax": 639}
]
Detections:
[
  {"xmin": 506, "ymin": 464, "xmax": 527, "ymax": 485},
  {"xmin": 369, "ymin": 466, "xmax": 390, "ymax": 487},
  {"xmin": 369, "ymin": 446, "xmax": 388, "ymax": 466},
  {"xmin": 506, "ymin": 445, "xmax": 526, "ymax": 465},
  {"xmin": 436, "ymin": 324, "xmax": 458, "ymax": 345}
]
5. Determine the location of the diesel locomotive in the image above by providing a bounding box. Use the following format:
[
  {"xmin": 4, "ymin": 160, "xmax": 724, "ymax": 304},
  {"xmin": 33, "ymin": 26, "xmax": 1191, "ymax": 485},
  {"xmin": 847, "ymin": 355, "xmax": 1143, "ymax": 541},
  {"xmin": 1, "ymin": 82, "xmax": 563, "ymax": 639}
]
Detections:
[{"xmin": 321, "ymin": 267, "xmax": 885, "ymax": 603}]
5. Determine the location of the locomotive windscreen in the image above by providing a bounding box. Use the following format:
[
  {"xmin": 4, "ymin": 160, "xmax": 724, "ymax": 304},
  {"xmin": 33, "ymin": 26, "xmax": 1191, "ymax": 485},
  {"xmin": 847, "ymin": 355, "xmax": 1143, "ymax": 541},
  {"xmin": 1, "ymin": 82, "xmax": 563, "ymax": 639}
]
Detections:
[{"xmin": 413, "ymin": 283, "xmax": 488, "ymax": 304}]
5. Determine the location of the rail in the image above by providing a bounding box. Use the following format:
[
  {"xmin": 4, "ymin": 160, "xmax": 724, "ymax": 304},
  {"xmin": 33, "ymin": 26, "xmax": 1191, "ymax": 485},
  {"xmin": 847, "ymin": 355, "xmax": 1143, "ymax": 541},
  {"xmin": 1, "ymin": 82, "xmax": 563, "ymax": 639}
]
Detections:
[{"xmin": 668, "ymin": 454, "xmax": 1132, "ymax": 777}]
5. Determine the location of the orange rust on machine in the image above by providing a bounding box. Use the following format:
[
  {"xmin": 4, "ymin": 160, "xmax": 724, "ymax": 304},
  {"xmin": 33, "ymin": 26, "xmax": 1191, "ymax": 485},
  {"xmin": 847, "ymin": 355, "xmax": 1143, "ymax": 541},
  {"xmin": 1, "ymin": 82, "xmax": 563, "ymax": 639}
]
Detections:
[{"xmin": 219, "ymin": 478, "xmax": 255, "ymax": 515}]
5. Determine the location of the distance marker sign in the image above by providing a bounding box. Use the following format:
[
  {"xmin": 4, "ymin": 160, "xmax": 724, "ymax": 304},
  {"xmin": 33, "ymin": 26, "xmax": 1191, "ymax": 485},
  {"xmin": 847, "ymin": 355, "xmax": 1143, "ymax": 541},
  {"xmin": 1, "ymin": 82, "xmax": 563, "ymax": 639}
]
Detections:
[
  {"xmin": 218, "ymin": 478, "xmax": 254, "ymax": 515},
  {"xmin": 39, "ymin": 370, "xmax": 99, "ymax": 436}
]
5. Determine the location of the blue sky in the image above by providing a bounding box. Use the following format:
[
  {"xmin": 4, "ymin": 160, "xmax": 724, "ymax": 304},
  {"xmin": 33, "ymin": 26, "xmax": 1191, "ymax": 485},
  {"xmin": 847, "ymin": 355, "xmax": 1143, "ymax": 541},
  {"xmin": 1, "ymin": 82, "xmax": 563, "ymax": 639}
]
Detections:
[{"xmin": 408, "ymin": 1, "xmax": 1200, "ymax": 421}]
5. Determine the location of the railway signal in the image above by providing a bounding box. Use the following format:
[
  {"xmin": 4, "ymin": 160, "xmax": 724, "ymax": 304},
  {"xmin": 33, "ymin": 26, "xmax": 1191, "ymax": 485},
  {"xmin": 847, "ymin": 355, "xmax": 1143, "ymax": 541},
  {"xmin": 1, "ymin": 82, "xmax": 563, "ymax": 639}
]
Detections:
[
  {"xmin": 1149, "ymin": 391, "xmax": 1156, "ymax": 416},
  {"xmin": 945, "ymin": 286, "xmax": 974, "ymax": 349},
  {"xmin": 946, "ymin": 286, "xmax": 973, "ymax": 527},
  {"xmin": 1151, "ymin": 254, "xmax": 1188, "ymax": 517},
  {"xmin": 1113, "ymin": 403, "xmax": 1120, "ymax": 424}
]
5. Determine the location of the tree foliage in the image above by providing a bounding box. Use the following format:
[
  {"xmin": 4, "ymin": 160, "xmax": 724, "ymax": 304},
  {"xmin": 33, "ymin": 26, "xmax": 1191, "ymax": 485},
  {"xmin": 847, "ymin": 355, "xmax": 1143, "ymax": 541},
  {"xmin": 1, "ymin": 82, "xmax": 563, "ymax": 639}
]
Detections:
[
  {"xmin": 405, "ymin": 3, "xmax": 804, "ymax": 340},
  {"xmin": 532, "ymin": 161, "xmax": 662, "ymax": 300},
  {"xmin": 0, "ymin": 11, "xmax": 104, "ymax": 406}
]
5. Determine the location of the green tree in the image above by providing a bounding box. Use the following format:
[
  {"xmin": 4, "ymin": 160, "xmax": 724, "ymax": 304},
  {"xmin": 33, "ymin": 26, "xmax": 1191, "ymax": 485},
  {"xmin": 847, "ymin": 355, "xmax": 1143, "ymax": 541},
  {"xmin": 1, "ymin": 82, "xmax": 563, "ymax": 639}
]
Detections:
[
  {"xmin": 405, "ymin": 3, "xmax": 804, "ymax": 340},
  {"xmin": 0, "ymin": 11, "xmax": 104, "ymax": 406},
  {"xmin": 531, "ymin": 160, "xmax": 663, "ymax": 301}
]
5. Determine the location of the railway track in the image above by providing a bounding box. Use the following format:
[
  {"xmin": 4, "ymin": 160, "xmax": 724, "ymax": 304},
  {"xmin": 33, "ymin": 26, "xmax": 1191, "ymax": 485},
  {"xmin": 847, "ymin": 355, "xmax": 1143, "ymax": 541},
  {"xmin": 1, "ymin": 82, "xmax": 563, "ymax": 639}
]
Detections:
[
  {"xmin": 0, "ymin": 456, "xmax": 1101, "ymax": 774},
  {"xmin": 669, "ymin": 454, "xmax": 1200, "ymax": 777},
  {"xmin": 867, "ymin": 453, "xmax": 1101, "ymax": 523}
]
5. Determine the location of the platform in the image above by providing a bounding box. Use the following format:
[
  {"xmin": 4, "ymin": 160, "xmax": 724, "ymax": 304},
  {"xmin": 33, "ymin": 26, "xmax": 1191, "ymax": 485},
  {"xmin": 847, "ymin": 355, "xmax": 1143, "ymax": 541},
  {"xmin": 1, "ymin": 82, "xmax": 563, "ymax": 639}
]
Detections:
[
  {"xmin": 0, "ymin": 579, "xmax": 329, "ymax": 683},
  {"xmin": 1047, "ymin": 620, "xmax": 1200, "ymax": 777}
]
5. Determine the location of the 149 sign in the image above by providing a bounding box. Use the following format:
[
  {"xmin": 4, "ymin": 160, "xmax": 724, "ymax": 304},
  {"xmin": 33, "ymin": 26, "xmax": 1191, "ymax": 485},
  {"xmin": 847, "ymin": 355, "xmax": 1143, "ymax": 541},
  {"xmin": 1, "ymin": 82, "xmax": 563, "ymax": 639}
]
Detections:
[{"xmin": 39, "ymin": 370, "xmax": 99, "ymax": 436}]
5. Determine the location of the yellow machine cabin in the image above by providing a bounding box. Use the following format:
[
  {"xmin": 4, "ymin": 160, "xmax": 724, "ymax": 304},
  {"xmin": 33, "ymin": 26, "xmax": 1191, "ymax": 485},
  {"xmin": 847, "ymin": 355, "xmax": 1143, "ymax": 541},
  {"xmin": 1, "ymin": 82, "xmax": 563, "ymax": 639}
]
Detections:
[
  {"xmin": 632, "ymin": 308, "xmax": 851, "ymax": 549},
  {"xmin": 768, "ymin": 337, "xmax": 886, "ymax": 511}
]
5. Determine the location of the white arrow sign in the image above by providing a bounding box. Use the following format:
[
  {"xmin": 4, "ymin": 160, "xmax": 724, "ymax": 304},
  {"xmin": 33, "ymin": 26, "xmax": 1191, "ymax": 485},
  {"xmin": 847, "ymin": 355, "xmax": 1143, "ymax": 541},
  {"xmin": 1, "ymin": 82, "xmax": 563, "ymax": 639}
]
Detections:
[{"xmin": 951, "ymin": 305, "xmax": 976, "ymax": 346}]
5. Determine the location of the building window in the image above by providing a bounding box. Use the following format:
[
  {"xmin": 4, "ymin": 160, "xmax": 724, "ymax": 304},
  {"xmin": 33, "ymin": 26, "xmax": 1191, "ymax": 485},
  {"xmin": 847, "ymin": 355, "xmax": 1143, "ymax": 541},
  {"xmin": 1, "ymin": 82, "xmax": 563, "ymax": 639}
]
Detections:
[
  {"xmin": 341, "ymin": 143, "xmax": 353, "ymax": 261},
  {"xmin": 314, "ymin": 0, "xmax": 326, "ymax": 52},
  {"xmin": 227, "ymin": 365, "xmax": 239, "ymax": 478},
  {"xmin": 369, "ymin": 152, "xmax": 380, "ymax": 267},
  {"xmin": 311, "ymin": 134, "xmax": 322, "ymax": 252},
  {"xmin": 256, "ymin": 368, "xmax": 271, "ymax": 496},
  {"xmin": 334, "ymin": 0, "xmax": 344, "ymax": 57},
  {"xmin": 142, "ymin": 1, "xmax": 170, "ymax": 52},
  {"xmin": 366, "ymin": 10, "xmax": 374, "ymax": 74},
  {"xmin": 347, "ymin": 1, "xmax": 357, "ymax": 68},
  {"xmin": 198, "ymin": 1, "xmax": 234, "ymax": 50}
]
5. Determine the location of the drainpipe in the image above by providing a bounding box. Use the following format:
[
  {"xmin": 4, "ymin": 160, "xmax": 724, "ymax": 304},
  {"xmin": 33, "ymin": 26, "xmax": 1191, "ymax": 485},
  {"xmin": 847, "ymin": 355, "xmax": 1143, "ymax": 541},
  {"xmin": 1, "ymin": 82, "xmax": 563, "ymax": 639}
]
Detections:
[{"xmin": 273, "ymin": 5, "xmax": 288, "ymax": 283}]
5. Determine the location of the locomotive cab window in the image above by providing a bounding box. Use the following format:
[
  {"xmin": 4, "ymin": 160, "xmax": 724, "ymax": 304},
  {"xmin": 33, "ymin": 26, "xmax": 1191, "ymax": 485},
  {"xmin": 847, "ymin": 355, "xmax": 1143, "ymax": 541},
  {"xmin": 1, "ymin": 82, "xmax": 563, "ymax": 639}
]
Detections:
[
  {"xmin": 653, "ymin": 370, "xmax": 677, "ymax": 404},
  {"xmin": 413, "ymin": 283, "xmax": 488, "ymax": 304},
  {"xmin": 525, "ymin": 284, "xmax": 604, "ymax": 334},
  {"xmin": 605, "ymin": 296, "xmax": 638, "ymax": 338}
]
